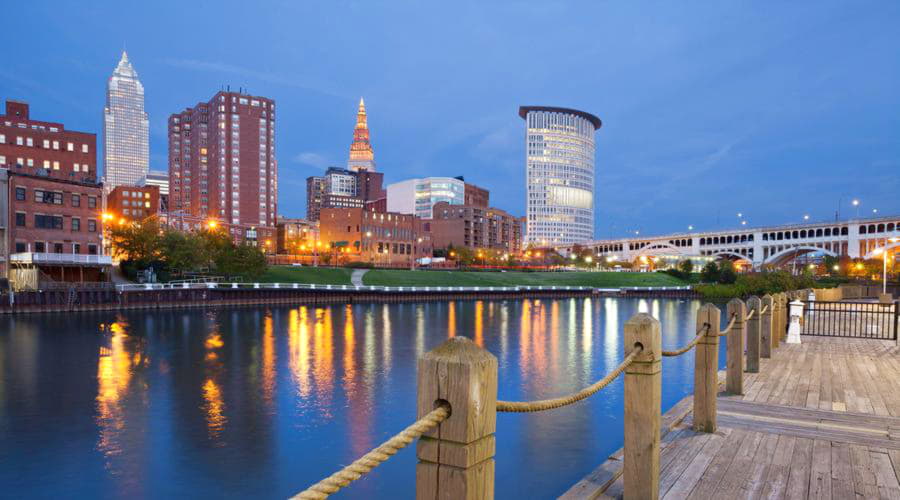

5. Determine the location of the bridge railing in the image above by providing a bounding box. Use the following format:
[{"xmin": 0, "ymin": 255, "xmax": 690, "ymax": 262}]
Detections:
[{"xmin": 290, "ymin": 290, "xmax": 802, "ymax": 499}]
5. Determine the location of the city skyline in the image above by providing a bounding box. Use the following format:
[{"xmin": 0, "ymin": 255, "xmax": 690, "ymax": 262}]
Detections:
[{"xmin": 2, "ymin": 1, "xmax": 899, "ymax": 238}]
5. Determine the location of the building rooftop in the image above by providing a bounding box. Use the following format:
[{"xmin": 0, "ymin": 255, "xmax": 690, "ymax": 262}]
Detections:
[{"xmin": 518, "ymin": 106, "xmax": 602, "ymax": 130}]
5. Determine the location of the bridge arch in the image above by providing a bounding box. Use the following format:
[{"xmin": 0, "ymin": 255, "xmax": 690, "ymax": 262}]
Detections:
[
  {"xmin": 712, "ymin": 251, "xmax": 752, "ymax": 264},
  {"xmin": 635, "ymin": 243, "xmax": 682, "ymax": 258},
  {"xmin": 764, "ymin": 246, "xmax": 837, "ymax": 267}
]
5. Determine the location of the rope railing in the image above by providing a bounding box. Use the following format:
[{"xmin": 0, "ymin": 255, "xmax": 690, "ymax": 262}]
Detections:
[
  {"xmin": 661, "ymin": 323, "xmax": 710, "ymax": 357},
  {"xmin": 745, "ymin": 309, "xmax": 756, "ymax": 320},
  {"xmin": 496, "ymin": 348, "xmax": 642, "ymax": 413},
  {"xmin": 760, "ymin": 305, "xmax": 769, "ymax": 315},
  {"xmin": 718, "ymin": 314, "xmax": 737, "ymax": 336},
  {"xmin": 292, "ymin": 404, "xmax": 451, "ymax": 499}
]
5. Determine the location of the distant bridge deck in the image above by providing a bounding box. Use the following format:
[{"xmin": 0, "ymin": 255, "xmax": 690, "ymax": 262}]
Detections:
[{"xmin": 565, "ymin": 336, "xmax": 900, "ymax": 499}]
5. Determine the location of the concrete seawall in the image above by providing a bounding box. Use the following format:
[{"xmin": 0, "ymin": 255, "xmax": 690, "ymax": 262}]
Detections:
[{"xmin": 0, "ymin": 285, "xmax": 698, "ymax": 315}]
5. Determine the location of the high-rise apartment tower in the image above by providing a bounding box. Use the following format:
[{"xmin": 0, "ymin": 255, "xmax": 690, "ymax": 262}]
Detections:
[{"xmin": 168, "ymin": 90, "xmax": 277, "ymax": 247}]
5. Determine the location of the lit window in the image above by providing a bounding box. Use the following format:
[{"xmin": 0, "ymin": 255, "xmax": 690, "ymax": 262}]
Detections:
[{"xmin": 81, "ymin": 144, "xmax": 88, "ymax": 153}]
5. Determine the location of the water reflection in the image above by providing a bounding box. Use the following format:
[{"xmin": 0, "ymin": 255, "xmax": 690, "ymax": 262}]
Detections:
[{"xmin": 1, "ymin": 297, "xmax": 716, "ymax": 499}]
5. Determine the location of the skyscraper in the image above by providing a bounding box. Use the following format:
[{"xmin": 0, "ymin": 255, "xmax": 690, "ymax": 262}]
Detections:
[
  {"xmin": 103, "ymin": 51, "xmax": 149, "ymax": 191},
  {"xmin": 348, "ymin": 98, "xmax": 375, "ymax": 172},
  {"xmin": 168, "ymin": 91, "xmax": 277, "ymax": 249},
  {"xmin": 520, "ymin": 106, "xmax": 601, "ymax": 246}
]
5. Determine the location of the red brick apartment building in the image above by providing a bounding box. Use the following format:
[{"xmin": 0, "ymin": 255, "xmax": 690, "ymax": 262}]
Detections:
[
  {"xmin": 430, "ymin": 201, "xmax": 524, "ymax": 255},
  {"xmin": 106, "ymin": 185, "xmax": 160, "ymax": 222},
  {"xmin": 0, "ymin": 100, "xmax": 109, "ymax": 288},
  {"xmin": 319, "ymin": 207, "xmax": 432, "ymax": 267},
  {"xmin": 169, "ymin": 90, "xmax": 277, "ymax": 251}
]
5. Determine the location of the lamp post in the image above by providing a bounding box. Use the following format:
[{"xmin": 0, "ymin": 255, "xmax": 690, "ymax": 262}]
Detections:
[
  {"xmin": 876, "ymin": 238, "xmax": 900, "ymax": 294},
  {"xmin": 852, "ymin": 199, "xmax": 860, "ymax": 219}
]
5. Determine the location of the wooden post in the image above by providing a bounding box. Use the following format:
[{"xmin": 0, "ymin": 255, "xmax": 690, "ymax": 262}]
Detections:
[
  {"xmin": 693, "ymin": 303, "xmax": 720, "ymax": 433},
  {"xmin": 417, "ymin": 337, "xmax": 497, "ymax": 500},
  {"xmin": 773, "ymin": 293, "xmax": 782, "ymax": 347},
  {"xmin": 746, "ymin": 296, "xmax": 761, "ymax": 373},
  {"xmin": 725, "ymin": 298, "xmax": 746, "ymax": 395},
  {"xmin": 623, "ymin": 313, "xmax": 662, "ymax": 499},
  {"xmin": 761, "ymin": 294, "xmax": 774, "ymax": 358},
  {"xmin": 779, "ymin": 293, "xmax": 788, "ymax": 343}
]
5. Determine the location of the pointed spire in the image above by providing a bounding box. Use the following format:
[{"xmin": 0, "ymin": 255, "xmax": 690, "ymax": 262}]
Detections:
[
  {"xmin": 113, "ymin": 50, "xmax": 137, "ymax": 79},
  {"xmin": 349, "ymin": 97, "xmax": 375, "ymax": 172}
]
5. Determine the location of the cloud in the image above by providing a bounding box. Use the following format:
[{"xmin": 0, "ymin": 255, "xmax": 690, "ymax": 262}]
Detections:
[
  {"xmin": 160, "ymin": 58, "xmax": 348, "ymax": 99},
  {"xmin": 292, "ymin": 152, "xmax": 330, "ymax": 170}
]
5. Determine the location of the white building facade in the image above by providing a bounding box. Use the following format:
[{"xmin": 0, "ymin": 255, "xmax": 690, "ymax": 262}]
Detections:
[
  {"xmin": 103, "ymin": 51, "xmax": 149, "ymax": 191},
  {"xmin": 560, "ymin": 215, "xmax": 900, "ymax": 268},
  {"xmin": 386, "ymin": 176, "xmax": 465, "ymax": 219},
  {"xmin": 520, "ymin": 106, "xmax": 601, "ymax": 247}
]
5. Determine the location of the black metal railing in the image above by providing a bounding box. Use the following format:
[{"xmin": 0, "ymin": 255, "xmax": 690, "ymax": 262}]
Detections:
[{"xmin": 800, "ymin": 300, "xmax": 898, "ymax": 340}]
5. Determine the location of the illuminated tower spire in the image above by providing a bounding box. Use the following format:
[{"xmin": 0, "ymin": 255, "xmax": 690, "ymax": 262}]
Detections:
[{"xmin": 348, "ymin": 97, "xmax": 376, "ymax": 172}]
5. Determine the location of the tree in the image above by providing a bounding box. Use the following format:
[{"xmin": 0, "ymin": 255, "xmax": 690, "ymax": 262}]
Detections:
[
  {"xmin": 678, "ymin": 259, "xmax": 694, "ymax": 275},
  {"xmin": 718, "ymin": 260, "xmax": 737, "ymax": 284},
  {"xmin": 107, "ymin": 217, "xmax": 163, "ymax": 265},
  {"xmin": 159, "ymin": 229, "xmax": 203, "ymax": 275},
  {"xmin": 700, "ymin": 262, "xmax": 720, "ymax": 283}
]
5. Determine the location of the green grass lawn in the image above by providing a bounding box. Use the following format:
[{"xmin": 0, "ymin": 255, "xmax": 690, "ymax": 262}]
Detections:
[
  {"xmin": 259, "ymin": 266, "xmax": 353, "ymax": 285},
  {"xmin": 259, "ymin": 266, "xmax": 689, "ymax": 287},
  {"xmin": 362, "ymin": 270, "xmax": 688, "ymax": 287}
]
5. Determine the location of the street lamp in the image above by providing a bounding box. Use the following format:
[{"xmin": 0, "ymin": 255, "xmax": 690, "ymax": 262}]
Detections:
[
  {"xmin": 875, "ymin": 237, "xmax": 900, "ymax": 294},
  {"xmin": 852, "ymin": 199, "xmax": 860, "ymax": 219},
  {"xmin": 688, "ymin": 225, "xmax": 694, "ymax": 231},
  {"xmin": 803, "ymin": 214, "xmax": 810, "ymax": 221}
]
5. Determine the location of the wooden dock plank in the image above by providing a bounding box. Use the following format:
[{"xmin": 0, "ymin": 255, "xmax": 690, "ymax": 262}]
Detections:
[{"xmin": 566, "ymin": 337, "xmax": 900, "ymax": 500}]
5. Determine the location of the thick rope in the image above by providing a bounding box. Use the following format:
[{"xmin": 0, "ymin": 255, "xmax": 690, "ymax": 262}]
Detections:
[
  {"xmin": 496, "ymin": 348, "xmax": 641, "ymax": 412},
  {"xmin": 292, "ymin": 405, "xmax": 450, "ymax": 499},
  {"xmin": 718, "ymin": 314, "xmax": 737, "ymax": 336},
  {"xmin": 745, "ymin": 309, "xmax": 756, "ymax": 320},
  {"xmin": 662, "ymin": 323, "xmax": 710, "ymax": 357},
  {"xmin": 760, "ymin": 305, "xmax": 769, "ymax": 315}
]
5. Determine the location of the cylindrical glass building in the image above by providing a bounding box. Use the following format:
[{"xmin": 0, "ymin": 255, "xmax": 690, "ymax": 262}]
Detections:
[{"xmin": 520, "ymin": 106, "xmax": 601, "ymax": 246}]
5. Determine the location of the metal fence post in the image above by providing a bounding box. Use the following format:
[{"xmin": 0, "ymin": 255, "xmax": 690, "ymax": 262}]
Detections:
[
  {"xmin": 623, "ymin": 313, "xmax": 662, "ymax": 499},
  {"xmin": 417, "ymin": 337, "xmax": 497, "ymax": 500}
]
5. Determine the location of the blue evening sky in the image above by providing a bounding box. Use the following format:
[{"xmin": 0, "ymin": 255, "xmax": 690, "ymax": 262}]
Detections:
[{"xmin": 3, "ymin": 1, "xmax": 899, "ymax": 239}]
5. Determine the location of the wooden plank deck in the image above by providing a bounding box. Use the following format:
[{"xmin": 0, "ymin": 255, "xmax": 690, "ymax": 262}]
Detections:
[{"xmin": 563, "ymin": 336, "xmax": 900, "ymax": 499}]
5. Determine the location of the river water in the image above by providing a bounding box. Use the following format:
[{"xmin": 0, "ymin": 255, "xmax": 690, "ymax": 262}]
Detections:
[{"xmin": 0, "ymin": 297, "xmax": 726, "ymax": 499}]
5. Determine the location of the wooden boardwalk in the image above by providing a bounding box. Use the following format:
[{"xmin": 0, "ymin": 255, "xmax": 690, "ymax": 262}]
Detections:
[{"xmin": 565, "ymin": 337, "xmax": 900, "ymax": 499}]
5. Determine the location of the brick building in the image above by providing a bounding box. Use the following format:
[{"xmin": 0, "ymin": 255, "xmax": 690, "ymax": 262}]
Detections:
[
  {"xmin": 0, "ymin": 100, "xmax": 110, "ymax": 288},
  {"xmin": 168, "ymin": 90, "xmax": 277, "ymax": 251},
  {"xmin": 429, "ymin": 201, "xmax": 524, "ymax": 255},
  {"xmin": 318, "ymin": 207, "xmax": 432, "ymax": 267},
  {"xmin": 106, "ymin": 185, "xmax": 160, "ymax": 222},
  {"xmin": 275, "ymin": 217, "xmax": 316, "ymax": 254},
  {"xmin": 306, "ymin": 167, "xmax": 385, "ymax": 221}
]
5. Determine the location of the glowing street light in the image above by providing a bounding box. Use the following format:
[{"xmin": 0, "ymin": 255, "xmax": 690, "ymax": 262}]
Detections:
[
  {"xmin": 207, "ymin": 220, "xmax": 218, "ymax": 230},
  {"xmin": 803, "ymin": 214, "xmax": 810, "ymax": 221},
  {"xmin": 687, "ymin": 225, "xmax": 694, "ymax": 231}
]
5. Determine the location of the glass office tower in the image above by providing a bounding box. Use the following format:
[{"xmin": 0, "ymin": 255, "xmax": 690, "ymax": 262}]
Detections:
[
  {"xmin": 103, "ymin": 51, "xmax": 149, "ymax": 190},
  {"xmin": 520, "ymin": 106, "xmax": 601, "ymax": 246}
]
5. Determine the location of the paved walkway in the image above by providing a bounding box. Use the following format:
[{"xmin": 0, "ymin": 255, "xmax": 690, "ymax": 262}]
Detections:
[
  {"xmin": 350, "ymin": 269, "xmax": 368, "ymax": 286},
  {"xmin": 565, "ymin": 337, "xmax": 900, "ymax": 499}
]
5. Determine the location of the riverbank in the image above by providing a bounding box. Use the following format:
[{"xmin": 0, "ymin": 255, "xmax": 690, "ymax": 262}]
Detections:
[
  {"xmin": 0, "ymin": 282, "xmax": 699, "ymax": 314},
  {"xmin": 260, "ymin": 266, "xmax": 689, "ymax": 287}
]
